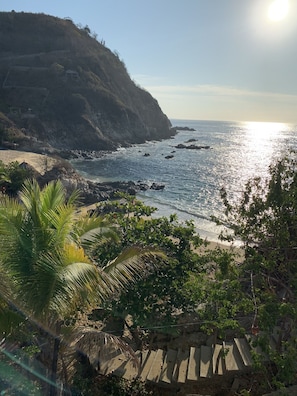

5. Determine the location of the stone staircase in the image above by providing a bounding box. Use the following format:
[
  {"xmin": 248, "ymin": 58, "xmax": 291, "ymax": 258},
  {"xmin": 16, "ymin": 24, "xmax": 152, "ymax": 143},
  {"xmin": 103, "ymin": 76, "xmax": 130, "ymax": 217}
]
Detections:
[{"xmin": 98, "ymin": 333, "xmax": 277, "ymax": 384}]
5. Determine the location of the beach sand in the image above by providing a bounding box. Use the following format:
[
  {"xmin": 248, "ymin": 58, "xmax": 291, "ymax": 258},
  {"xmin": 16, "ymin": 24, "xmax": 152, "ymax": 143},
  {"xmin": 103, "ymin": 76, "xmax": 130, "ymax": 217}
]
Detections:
[
  {"xmin": 0, "ymin": 149, "xmax": 57, "ymax": 175},
  {"xmin": 196, "ymin": 239, "xmax": 244, "ymax": 262}
]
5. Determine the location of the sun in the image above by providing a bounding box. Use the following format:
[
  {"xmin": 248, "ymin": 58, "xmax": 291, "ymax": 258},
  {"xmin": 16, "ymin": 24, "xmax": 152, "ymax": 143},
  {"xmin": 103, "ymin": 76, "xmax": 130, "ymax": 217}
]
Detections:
[{"xmin": 268, "ymin": 0, "xmax": 289, "ymax": 21}]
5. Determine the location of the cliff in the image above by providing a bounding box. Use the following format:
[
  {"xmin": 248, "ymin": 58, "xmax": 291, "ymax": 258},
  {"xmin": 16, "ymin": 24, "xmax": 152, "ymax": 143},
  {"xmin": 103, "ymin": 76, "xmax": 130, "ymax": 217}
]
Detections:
[{"xmin": 0, "ymin": 12, "xmax": 173, "ymax": 152}]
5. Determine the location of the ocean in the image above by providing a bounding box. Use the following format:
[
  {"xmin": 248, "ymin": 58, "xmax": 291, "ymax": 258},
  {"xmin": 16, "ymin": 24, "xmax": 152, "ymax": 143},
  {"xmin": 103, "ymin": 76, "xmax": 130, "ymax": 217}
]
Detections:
[{"xmin": 71, "ymin": 120, "xmax": 297, "ymax": 242}]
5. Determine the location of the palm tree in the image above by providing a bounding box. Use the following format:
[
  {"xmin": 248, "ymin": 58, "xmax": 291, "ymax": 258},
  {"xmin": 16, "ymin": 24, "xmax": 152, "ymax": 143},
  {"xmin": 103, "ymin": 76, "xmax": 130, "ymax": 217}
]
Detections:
[{"xmin": 0, "ymin": 179, "xmax": 164, "ymax": 395}]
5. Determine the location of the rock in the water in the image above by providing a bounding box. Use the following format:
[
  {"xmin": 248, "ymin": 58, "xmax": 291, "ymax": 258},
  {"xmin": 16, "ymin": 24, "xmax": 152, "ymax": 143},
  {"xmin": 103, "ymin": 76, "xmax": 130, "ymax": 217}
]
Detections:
[
  {"xmin": 175, "ymin": 143, "xmax": 210, "ymax": 150},
  {"xmin": 150, "ymin": 182, "xmax": 165, "ymax": 191}
]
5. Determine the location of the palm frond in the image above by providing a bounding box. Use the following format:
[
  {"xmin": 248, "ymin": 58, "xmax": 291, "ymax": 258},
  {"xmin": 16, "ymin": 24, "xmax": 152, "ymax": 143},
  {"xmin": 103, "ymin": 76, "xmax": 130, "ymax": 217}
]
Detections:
[
  {"xmin": 39, "ymin": 179, "xmax": 68, "ymax": 213},
  {"xmin": 66, "ymin": 187, "xmax": 81, "ymax": 207},
  {"xmin": 49, "ymin": 248, "xmax": 99, "ymax": 316},
  {"xmin": 75, "ymin": 212, "xmax": 108, "ymax": 234},
  {"xmin": 62, "ymin": 243, "xmax": 91, "ymax": 265},
  {"xmin": 74, "ymin": 213, "xmax": 120, "ymax": 252},
  {"xmin": 0, "ymin": 199, "xmax": 36, "ymax": 275},
  {"xmin": 102, "ymin": 246, "xmax": 166, "ymax": 291},
  {"xmin": 17, "ymin": 253, "xmax": 59, "ymax": 317},
  {"xmin": 80, "ymin": 226, "xmax": 120, "ymax": 248},
  {"xmin": 18, "ymin": 179, "xmax": 41, "ymax": 225},
  {"xmin": 0, "ymin": 270, "xmax": 12, "ymax": 305},
  {"xmin": 60, "ymin": 262, "xmax": 97, "ymax": 291},
  {"xmin": 44, "ymin": 205, "xmax": 76, "ymax": 246},
  {"xmin": 0, "ymin": 195, "xmax": 24, "ymax": 236},
  {"xmin": 71, "ymin": 326, "xmax": 140, "ymax": 370},
  {"xmin": 0, "ymin": 304, "xmax": 24, "ymax": 336}
]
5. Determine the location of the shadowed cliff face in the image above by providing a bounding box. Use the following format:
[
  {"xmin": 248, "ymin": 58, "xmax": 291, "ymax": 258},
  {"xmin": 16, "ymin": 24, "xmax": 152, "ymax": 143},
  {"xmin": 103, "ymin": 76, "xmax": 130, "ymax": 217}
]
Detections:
[{"xmin": 0, "ymin": 12, "xmax": 173, "ymax": 151}]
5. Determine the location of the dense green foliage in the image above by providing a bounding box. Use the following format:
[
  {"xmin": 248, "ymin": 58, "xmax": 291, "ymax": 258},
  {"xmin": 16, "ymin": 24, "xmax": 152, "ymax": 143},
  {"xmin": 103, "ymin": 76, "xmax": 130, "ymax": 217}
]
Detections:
[
  {"xmin": 219, "ymin": 153, "xmax": 297, "ymax": 389},
  {"xmin": 92, "ymin": 195, "xmax": 244, "ymax": 338},
  {"xmin": 73, "ymin": 372, "xmax": 152, "ymax": 396},
  {"xmin": 0, "ymin": 159, "xmax": 32, "ymax": 195},
  {"xmin": 92, "ymin": 196, "xmax": 202, "ymax": 329}
]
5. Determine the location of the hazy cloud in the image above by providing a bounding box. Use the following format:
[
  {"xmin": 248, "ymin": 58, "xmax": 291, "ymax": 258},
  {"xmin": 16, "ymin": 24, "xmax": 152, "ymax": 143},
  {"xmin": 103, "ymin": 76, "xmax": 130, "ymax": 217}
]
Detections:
[{"xmin": 133, "ymin": 79, "xmax": 297, "ymax": 102}]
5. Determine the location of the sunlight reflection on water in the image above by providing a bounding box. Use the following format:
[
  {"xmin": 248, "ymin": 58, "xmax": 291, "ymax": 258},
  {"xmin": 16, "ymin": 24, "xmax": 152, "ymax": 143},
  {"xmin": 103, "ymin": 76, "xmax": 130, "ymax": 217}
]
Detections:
[
  {"xmin": 220, "ymin": 121, "xmax": 291, "ymax": 200},
  {"xmin": 244, "ymin": 121, "xmax": 288, "ymax": 155},
  {"xmin": 72, "ymin": 120, "xmax": 297, "ymax": 242}
]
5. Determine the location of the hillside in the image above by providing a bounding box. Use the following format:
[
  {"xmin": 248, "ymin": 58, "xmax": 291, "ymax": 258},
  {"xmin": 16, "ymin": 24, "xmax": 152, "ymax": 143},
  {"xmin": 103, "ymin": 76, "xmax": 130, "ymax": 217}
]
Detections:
[{"xmin": 0, "ymin": 11, "xmax": 173, "ymax": 152}]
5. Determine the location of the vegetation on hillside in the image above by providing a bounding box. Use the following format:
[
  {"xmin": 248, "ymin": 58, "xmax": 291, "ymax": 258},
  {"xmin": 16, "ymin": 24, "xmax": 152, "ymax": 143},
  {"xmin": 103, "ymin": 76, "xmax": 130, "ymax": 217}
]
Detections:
[
  {"xmin": 0, "ymin": 11, "xmax": 172, "ymax": 151},
  {"xmin": 0, "ymin": 158, "xmax": 33, "ymax": 195},
  {"xmin": 0, "ymin": 152, "xmax": 296, "ymax": 394},
  {"xmin": 217, "ymin": 153, "xmax": 297, "ymax": 390},
  {"xmin": 0, "ymin": 112, "xmax": 27, "ymax": 147}
]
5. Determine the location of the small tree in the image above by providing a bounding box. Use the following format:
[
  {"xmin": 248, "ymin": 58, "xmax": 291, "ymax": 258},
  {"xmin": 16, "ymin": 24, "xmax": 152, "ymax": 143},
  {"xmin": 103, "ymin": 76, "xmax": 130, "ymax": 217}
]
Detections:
[{"xmin": 0, "ymin": 160, "xmax": 33, "ymax": 196}]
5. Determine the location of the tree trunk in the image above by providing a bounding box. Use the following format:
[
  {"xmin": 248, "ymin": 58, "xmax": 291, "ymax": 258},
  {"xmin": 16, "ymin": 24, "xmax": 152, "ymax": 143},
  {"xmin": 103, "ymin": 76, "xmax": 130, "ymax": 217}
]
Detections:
[{"xmin": 49, "ymin": 322, "xmax": 62, "ymax": 396}]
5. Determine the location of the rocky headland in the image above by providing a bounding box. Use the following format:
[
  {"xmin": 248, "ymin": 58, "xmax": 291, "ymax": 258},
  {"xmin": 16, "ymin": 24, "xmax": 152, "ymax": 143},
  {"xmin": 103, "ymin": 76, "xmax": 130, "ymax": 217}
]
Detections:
[
  {"xmin": 0, "ymin": 11, "xmax": 174, "ymax": 153},
  {"xmin": 0, "ymin": 11, "xmax": 179, "ymax": 203}
]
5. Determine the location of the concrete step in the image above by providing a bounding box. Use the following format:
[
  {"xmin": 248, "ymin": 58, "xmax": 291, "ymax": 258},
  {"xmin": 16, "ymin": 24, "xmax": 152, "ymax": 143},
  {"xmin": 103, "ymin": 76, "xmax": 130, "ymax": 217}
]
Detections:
[
  {"xmin": 101, "ymin": 353, "xmax": 128, "ymax": 376},
  {"xmin": 173, "ymin": 348, "xmax": 189, "ymax": 383},
  {"xmin": 139, "ymin": 350, "xmax": 157, "ymax": 381},
  {"xmin": 101, "ymin": 337, "xmax": 258, "ymax": 384},
  {"xmin": 234, "ymin": 338, "xmax": 253, "ymax": 367},
  {"xmin": 147, "ymin": 349, "xmax": 164, "ymax": 382},
  {"xmin": 223, "ymin": 341, "xmax": 244, "ymax": 372},
  {"xmin": 187, "ymin": 347, "xmax": 200, "ymax": 381},
  {"xmin": 200, "ymin": 345, "xmax": 213, "ymax": 378},
  {"xmin": 159, "ymin": 348, "xmax": 178, "ymax": 384},
  {"xmin": 121, "ymin": 351, "xmax": 141, "ymax": 380},
  {"xmin": 140, "ymin": 349, "xmax": 149, "ymax": 368},
  {"xmin": 212, "ymin": 344, "xmax": 223, "ymax": 375}
]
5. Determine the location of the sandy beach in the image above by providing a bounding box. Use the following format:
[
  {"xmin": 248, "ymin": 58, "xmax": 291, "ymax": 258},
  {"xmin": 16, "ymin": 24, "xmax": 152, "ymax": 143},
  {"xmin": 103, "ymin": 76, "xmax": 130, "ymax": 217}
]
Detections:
[
  {"xmin": 0, "ymin": 149, "xmax": 244, "ymax": 258},
  {"xmin": 0, "ymin": 149, "xmax": 57, "ymax": 175}
]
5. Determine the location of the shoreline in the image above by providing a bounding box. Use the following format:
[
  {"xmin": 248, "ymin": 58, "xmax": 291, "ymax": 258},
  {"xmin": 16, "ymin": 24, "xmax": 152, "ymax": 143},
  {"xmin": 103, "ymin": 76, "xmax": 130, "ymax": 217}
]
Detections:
[
  {"xmin": 0, "ymin": 148, "xmax": 244, "ymax": 255},
  {"xmin": 80, "ymin": 201, "xmax": 244, "ymax": 260}
]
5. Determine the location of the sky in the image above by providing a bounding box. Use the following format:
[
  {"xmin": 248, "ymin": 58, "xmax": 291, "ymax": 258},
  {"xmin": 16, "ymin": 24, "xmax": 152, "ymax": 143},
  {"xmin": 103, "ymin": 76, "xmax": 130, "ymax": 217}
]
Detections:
[{"xmin": 1, "ymin": 0, "xmax": 297, "ymax": 123}]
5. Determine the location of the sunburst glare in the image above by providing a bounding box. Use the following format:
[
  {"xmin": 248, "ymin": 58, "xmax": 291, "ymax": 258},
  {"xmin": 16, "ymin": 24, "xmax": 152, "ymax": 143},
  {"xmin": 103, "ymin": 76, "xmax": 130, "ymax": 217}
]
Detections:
[
  {"xmin": 245, "ymin": 121, "xmax": 287, "ymax": 136},
  {"xmin": 268, "ymin": 0, "xmax": 289, "ymax": 21}
]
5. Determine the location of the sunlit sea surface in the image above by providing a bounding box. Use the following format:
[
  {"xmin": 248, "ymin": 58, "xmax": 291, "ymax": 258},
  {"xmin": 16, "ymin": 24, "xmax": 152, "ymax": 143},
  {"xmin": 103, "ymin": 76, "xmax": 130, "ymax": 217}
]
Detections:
[{"xmin": 72, "ymin": 120, "xmax": 297, "ymax": 242}]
